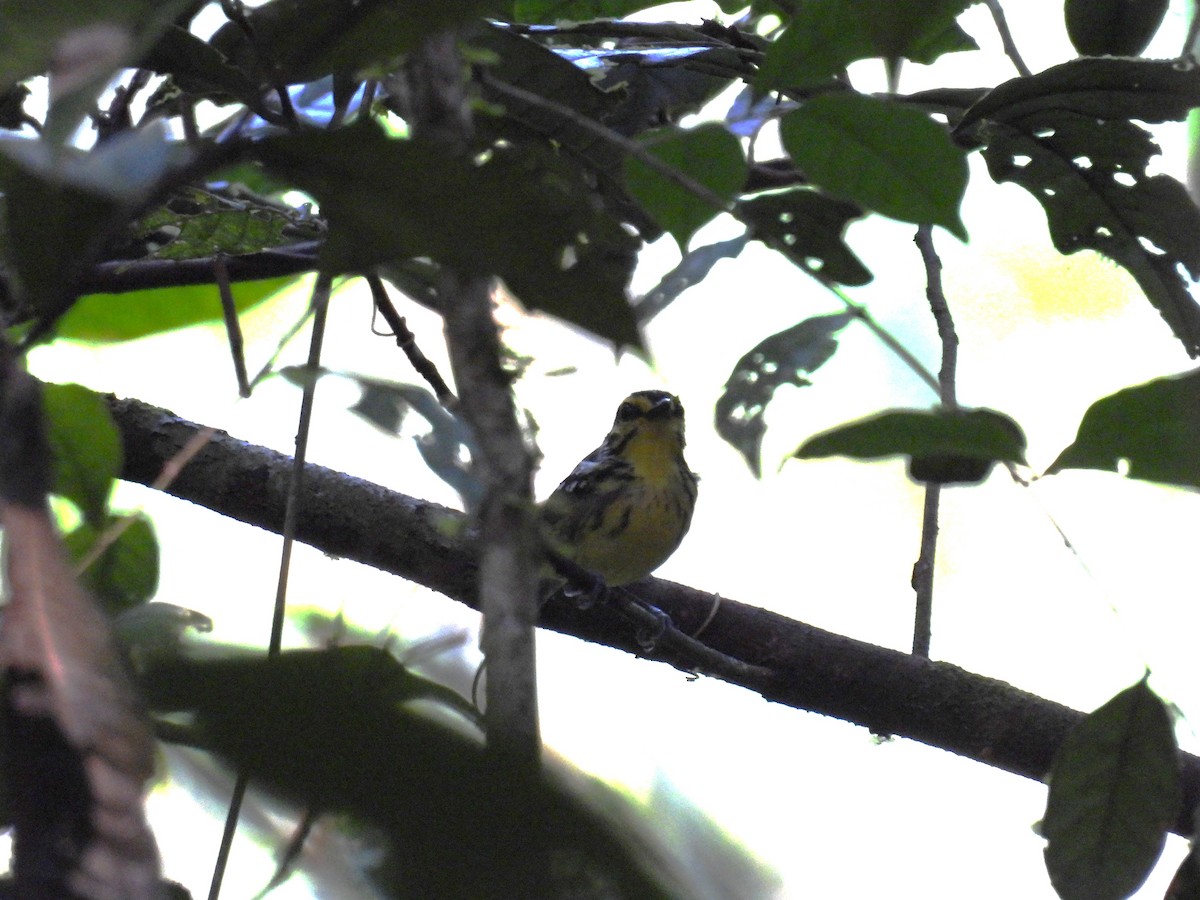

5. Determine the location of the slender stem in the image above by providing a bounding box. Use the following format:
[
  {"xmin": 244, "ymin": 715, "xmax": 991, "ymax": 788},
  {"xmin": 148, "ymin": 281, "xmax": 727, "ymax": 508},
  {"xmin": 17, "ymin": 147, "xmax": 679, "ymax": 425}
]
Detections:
[
  {"xmin": 214, "ymin": 257, "xmax": 252, "ymax": 398},
  {"xmin": 208, "ymin": 272, "xmax": 332, "ymax": 900},
  {"xmin": 270, "ymin": 271, "xmax": 333, "ymax": 654},
  {"xmin": 207, "ymin": 774, "xmax": 250, "ymax": 900},
  {"xmin": 984, "ymin": 0, "xmax": 1032, "ymax": 78},
  {"xmin": 910, "ymin": 226, "xmax": 959, "ymax": 659},
  {"xmin": 365, "ymin": 273, "xmax": 456, "ymax": 406}
]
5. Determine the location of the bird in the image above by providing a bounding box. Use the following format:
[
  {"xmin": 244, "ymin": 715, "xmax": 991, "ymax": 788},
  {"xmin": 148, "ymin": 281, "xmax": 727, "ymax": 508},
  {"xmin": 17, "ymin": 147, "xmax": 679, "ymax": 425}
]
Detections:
[{"xmin": 540, "ymin": 390, "xmax": 698, "ymax": 590}]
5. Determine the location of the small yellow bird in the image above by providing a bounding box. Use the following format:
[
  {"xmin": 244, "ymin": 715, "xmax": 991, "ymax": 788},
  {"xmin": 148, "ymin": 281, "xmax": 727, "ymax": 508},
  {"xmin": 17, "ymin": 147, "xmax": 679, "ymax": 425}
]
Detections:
[{"xmin": 540, "ymin": 390, "xmax": 698, "ymax": 588}]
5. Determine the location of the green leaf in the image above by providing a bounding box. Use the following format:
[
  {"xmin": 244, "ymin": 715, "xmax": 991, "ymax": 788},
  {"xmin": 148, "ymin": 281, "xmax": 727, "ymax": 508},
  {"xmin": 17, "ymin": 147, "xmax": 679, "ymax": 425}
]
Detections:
[
  {"xmin": 795, "ymin": 407, "xmax": 1027, "ymax": 484},
  {"xmin": 42, "ymin": 382, "xmax": 122, "ymax": 525},
  {"xmin": 1043, "ymin": 678, "xmax": 1180, "ymax": 900},
  {"xmin": 257, "ymin": 122, "xmax": 641, "ymax": 348},
  {"xmin": 958, "ymin": 58, "xmax": 1200, "ymax": 134},
  {"xmin": 1047, "ymin": 369, "xmax": 1200, "ymax": 488},
  {"xmin": 781, "ymin": 93, "xmax": 968, "ymax": 238},
  {"xmin": 716, "ymin": 313, "xmax": 855, "ymax": 477},
  {"xmin": 210, "ymin": 0, "xmax": 494, "ymax": 85},
  {"xmin": 981, "ymin": 114, "xmax": 1200, "ymax": 357},
  {"xmin": 1065, "ymin": 0, "xmax": 1169, "ymax": 57},
  {"xmin": 131, "ymin": 187, "xmax": 323, "ymax": 261},
  {"xmin": 57, "ymin": 277, "xmax": 297, "ymax": 343},
  {"xmin": 64, "ymin": 514, "xmax": 159, "ymax": 615},
  {"xmin": 624, "ymin": 123, "xmax": 746, "ymax": 249},
  {"xmin": 739, "ymin": 189, "xmax": 872, "ymax": 285},
  {"xmin": 756, "ymin": 0, "xmax": 977, "ymax": 92}
]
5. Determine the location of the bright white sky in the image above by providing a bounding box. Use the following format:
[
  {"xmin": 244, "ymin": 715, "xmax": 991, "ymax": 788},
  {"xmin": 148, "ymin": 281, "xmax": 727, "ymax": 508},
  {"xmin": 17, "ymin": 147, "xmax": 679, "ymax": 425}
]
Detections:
[{"xmin": 16, "ymin": 1, "xmax": 1200, "ymax": 897}]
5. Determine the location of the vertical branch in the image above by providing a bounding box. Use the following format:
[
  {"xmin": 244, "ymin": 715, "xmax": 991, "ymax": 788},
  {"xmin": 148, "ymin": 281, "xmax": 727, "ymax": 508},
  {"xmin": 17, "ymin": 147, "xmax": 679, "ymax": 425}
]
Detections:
[
  {"xmin": 911, "ymin": 225, "xmax": 958, "ymax": 658},
  {"xmin": 398, "ymin": 29, "xmax": 544, "ymax": 894}
]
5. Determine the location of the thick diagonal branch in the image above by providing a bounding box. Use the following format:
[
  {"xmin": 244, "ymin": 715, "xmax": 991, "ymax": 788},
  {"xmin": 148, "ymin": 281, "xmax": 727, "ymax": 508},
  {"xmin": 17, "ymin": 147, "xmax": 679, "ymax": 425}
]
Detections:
[{"xmin": 107, "ymin": 394, "xmax": 1200, "ymax": 840}]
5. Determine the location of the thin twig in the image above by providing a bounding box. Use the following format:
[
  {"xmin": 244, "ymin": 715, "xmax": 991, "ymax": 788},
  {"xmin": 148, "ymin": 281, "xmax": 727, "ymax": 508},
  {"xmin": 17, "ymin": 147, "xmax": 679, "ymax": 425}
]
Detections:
[
  {"xmin": 207, "ymin": 774, "xmax": 250, "ymax": 900},
  {"xmin": 984, "ymin": 0, "xmax": 1032, "ymax": 78},
  {"xmin": 208, "ymin": 272, "xmax": 332, "ymax": 900},
  {"xmin": 75, "ymin": 425, "xmax": 216, "ymax": 576},
  {"xmin": 365, "ymin": 273, "xmax": 456, "ymax": 406},
  {"xmin": 270, "ymin": 271, "xmax": 333, "ymax": 654},
  {"xmin": 214, "ymin": 257, "xmax": 252, "ymax": 398},
  {"xmin": 910, "ymin": 225, "xmax": 958, "ymax": 659},
  {"xmin": 915, "ymin": 226, "xmax": 957, "ymax": 405}
]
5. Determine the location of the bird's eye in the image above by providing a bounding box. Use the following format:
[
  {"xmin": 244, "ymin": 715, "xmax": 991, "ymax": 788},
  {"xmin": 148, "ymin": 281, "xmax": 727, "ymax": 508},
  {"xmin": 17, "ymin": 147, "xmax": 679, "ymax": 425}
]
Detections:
[{"xmin": 615, "ymin": 401, "xmax": 641, "ymax": 422}]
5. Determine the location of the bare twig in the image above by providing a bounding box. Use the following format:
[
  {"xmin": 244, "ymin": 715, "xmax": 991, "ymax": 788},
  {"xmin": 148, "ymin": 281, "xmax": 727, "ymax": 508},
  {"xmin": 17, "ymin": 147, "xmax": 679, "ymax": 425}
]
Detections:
[
  {"xmin": 910, "ymin": 225, "xmax": 958, "ymax": 658},
  {"xmin": 984, "ymin": 0, "xmax": 1032, "ymax": 78},
  {"xmin": 208, "ymin": 272, "xmax": 333, "ymax": 900},
  {"xmin": 214, "ymin": 257, "xmax": 252, "ymax": 398},
  {"xmin": 365, "ymin": 273, "xmax": 456, "ymax": 406}
]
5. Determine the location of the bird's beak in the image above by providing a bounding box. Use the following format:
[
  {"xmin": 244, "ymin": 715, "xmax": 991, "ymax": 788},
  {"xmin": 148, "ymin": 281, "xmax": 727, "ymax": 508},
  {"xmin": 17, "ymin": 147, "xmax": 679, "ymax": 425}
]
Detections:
[{"xmin": 646, "ymin": 397, "xmax": 674, "ymax": 420}]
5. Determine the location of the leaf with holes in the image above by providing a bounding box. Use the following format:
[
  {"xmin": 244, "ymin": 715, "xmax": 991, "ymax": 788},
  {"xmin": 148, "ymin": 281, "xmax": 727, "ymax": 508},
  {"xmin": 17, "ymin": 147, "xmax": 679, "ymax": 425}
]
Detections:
[
  {"xmin": 624, "ymin": 123, "xmax": 746, "ymax": 250},
  {"xmin": 1043, "ymin": 678, "xmax": 1179, "ymax": 900},
  {"xmin": 795, "ymin": 407, "xmax": 1027, "ymax": 484},
  {"xmin": 1047, "ymin": 369, "xmax": 1200, "ymax": 488},
  {"xmin": 716, "ymin": 313, "xmax": 855, "ymax": 477},
  {"xmin": 982, "ymin": 112, "xmax": 1200, "ymax": 357},
  {"xmin": 739, "ymin": 190, "xmax": 871, "ymax": 285},
  {"xmin": 782, "ymin": 93, "xmax": 968, "ymax": 238},
  {"xmin": 957, "ymin": 57, "xmax": 1200, "ymax": 135}
]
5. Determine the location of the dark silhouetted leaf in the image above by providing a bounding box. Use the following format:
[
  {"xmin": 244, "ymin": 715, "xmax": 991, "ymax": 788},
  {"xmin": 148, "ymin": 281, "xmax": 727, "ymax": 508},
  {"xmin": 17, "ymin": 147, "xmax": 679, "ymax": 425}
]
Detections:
[
  {"xmin": 795, "ymin": 407, "xmax": 1027, "ymax": 484},
  {"xmin": 716, "ymin": 312, "xmax": 855, "ymax": 476},
  {"xmin": 42, "ymin": 382, "xmax": 121, "ymax": 526},
  {"xmin": 958, "ymin": 58, "xmax": 1200, "ymax": 133},
  {"xmin": 634, "ymin": 234, "xmax": 748, "ymax": 325},
  {"xmin": 739, "ymin": 189, "xmax": 872, "ymax": 286},
  {"xmin": 1047, "ymin": 368, "xmax": 1200, "ymax": 488},
  {"xmin": 258, "ymin": 123, "xmax": 641, "ymax": 347},
  {"xmin": 281, "ymin": 367, "xmax": 482, "ymax": 507},
  {"xmin": 1166, "ymin": 843, "xmax": 1200, "ymax": 900},
  {"xmin": 0, "ymin": 0, "xmax": 192, "ymax": 142},
  {"xmin": 64, "ymin": 514, "xmax": 159, "ymax": 616},
  {"xmin": 138, "ymin": 25, "xmax": 263, "ymax": 111},
  {"xmin": 58, "ymin": 276, "xmax": 297, "ymax": 343},
  {"xmin": 1065, "ymin": 0, "xmax": 1170, "ymax": 58},
  {"xmin": 756, "ymin": 0, "xmax": 977, "ymax": 92},
  {"xmin": 624, "ymin": 123, "xmax": 746, "ymax": 249},
  {"xmin": 0, "ymin": 124, "xmax": 185, "ymax": 319},
  {"xmin": 782, "ymin": 93, "xmax": 968, "ymax": 238},
  {"xmin": 210, "ymin": 0, "xmax": 493, "ymax": 86},
  {"xmin": 981, "ymin": 113, "xmax": 1200, "ymax": 357},
  {"xmin": 1043, "ymin": 678, "xmax": 1179, "ymax": 900}
]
